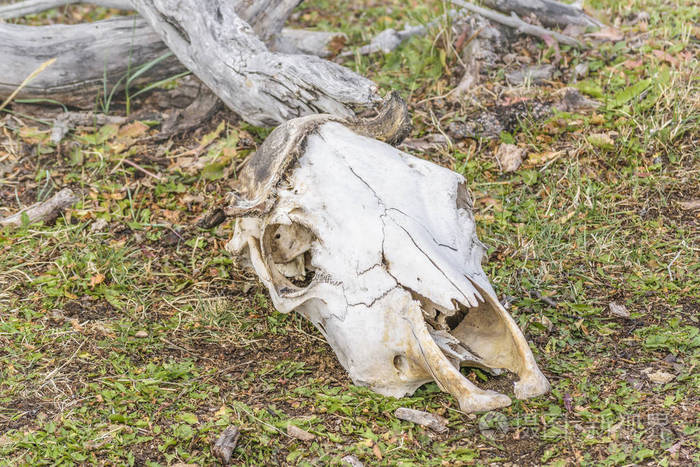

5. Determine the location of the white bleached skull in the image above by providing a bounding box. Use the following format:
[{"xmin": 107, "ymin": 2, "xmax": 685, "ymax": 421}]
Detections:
[{"xmin": 225, "ymin": 95, "xmax": 549, "ymax": 412}]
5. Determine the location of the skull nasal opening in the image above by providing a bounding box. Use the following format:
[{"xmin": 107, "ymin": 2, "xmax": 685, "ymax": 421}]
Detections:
[{"xmin": 262, "ymin": 222, "xmax": 317, "ymax": 293}]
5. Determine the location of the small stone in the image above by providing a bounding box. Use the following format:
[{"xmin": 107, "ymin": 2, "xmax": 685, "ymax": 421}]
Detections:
[
  {"xmin": 495, "ymin": 143, "xmax": 526, "ymax": 173},
  {"xmin": 212, "ymin": 425, "xmax": 240, "ymax": 465},
  {"xmin": 555, "ymin": 88, "xmax": 600, "ymax": 112},
  {"xmin": 134, "ymin": 330, "xmax": 149, "ymax": 338},
  {"xmin": 608, "ymin": 302, "xmax": 630, "ymax": 318},
  {"xmin": 534, "ymin": 315, "xmax": 554, "ymax": 332},
  {"xmin": 341, "ymin": 455, "xmax": 364, "ymax": 467},
  {"xmin": 90, "ymin": 218, "xmax": 109, "ymax": 233},
  {"xmin": 287, "ymin": 424, "xmax": 316, "ymax": 441},
  {"xmin": 647, "ymin": 370, "xmax": 675, "ymax": 384},
  {"xmin": 505, "ymin": 64, "xmax": 554, "ymax": 85},
  {"xmin": 49, "ymin": 309, "xmax": 66, "ymax": 323},
  {"xmin": 573, "ymin": 62, "xmax": 589, "ymax": 79},
  {"xmin": 588, "ymin": 133, "xmax": 615, "ymax": 149}
]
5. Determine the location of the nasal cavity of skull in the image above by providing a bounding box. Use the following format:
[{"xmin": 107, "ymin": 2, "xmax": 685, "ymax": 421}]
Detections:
[
  {"xmin": 411, "ymin": 291, "xmax": 471, "ymax": 333},
  {"xmin": 264, "ymin": 223, "xmax": 316, "ymax": 289},
  {"xmin": 446, "ymin": 300, "xmax": 469, "ymax": 330}
]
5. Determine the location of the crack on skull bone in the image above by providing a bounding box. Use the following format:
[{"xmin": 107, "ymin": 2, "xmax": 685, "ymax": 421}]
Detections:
[
  {"xmin": 393, "ymin": 219, "xmax": 480, "ymax": 308},
  {"xmin": 347, "ymin": 164, "xmax": 459, "ymax": 253},
  {"xmin": 343, "ymin": 283, "xmax": 399, "ymax": 309},
  {"xmin": 386, "ymin": 207, "xmax": 458, "ymax": 252}
]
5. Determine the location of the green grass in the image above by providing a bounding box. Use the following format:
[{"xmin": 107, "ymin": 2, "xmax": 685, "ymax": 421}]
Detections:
[{"xmin": 1, "ymin": 0, "xmax": 698, "ymax": 465}]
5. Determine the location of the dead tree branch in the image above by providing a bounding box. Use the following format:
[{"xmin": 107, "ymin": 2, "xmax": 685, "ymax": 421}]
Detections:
[
  {"xmin": 481, "ymin": 0, "xmax": 602, "ymax": 29},
  {"xmin": 451, "ymin": 0, "xmax": 583, "ymax": 47},
  {"xmin": 0, "ymin": 17, "xmax": 181, "ymax": 108},
  {"xmin": 276, "ymin": 28, "xmax": 347, "ymax": 57}
]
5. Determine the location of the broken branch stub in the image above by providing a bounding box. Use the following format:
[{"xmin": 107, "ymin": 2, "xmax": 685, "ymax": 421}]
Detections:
[
  {"xmin": 394, "ymin": 407, "xmax": 448, "ymax": 433},
  {"xmin": 211, "ymin": 425, "xmax": 240, "ymax": 465},
  {"xmin": 225, "ymin": 97, "xmax": 549, "ymax": 413},
  {"xmin": 127, "ymin": 0, "xmax": 380, "ymax": 126}
]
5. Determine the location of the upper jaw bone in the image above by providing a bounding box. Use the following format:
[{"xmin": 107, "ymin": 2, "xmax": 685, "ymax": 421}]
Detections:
[{"xmin": 401, "ymin": 295, "xmax": 512, "ymax": 413}]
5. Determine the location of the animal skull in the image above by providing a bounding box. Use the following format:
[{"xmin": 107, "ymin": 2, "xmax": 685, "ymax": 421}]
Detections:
[{"xmin": 225, "ymin": 94, "xmax": 549, "ymax": 412}]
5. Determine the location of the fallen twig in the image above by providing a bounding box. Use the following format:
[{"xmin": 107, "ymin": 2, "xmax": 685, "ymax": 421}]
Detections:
[
  {"xmin": 451, "ymin": 0, "xmax": 583, "ymax": 47},
  {"xmin": 51, "ymin": 111, "xmax": 128, "ymax": 144},
  {"xmin": 394, "ymin": 407, "xmax": 449, "ymax": 433},
  {"xmin": 121, "ymin": 158, "xmax": 164, "ymax": 181},
  {"xmin": 342, "ymin": 10, "xmax": 463, "ymax": 57},
  {"xmin": 0, "ymin": 188, "xmax": 78, "ymax": 227},
  {"xmin": 530, "ymin": 290, "xmax": 558, "ymax": 308}
]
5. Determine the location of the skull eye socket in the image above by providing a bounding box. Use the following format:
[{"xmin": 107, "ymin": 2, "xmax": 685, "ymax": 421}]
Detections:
[{"xmin": 262, "ymin": 222, "xmax": 316, "ymax": 294}]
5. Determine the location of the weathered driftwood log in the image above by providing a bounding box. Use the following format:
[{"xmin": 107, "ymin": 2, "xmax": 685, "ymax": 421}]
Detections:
[
  {"xmin": 1, "ymin": 0, "xmax": 377, "ymax": 124},
  {"xmin": 0, "ymin": 188, "xmax": 78, "ymax": 227},
  {"xmin": 225, "ymin": 95, "xmax": 549, "ymax": 413},
  {"xmin": 0, "ymin": 0, "xmax": 295, "ymax": 34},
  {"xmin": 0, "ymin": 0, "xmax": 301, "ymax": 38},
  {"xmin": 1, "ymin": 0, "xmax": 599, "ymax": 120},
  {"xmin": 0, "ymin": 17, "xmax": 349, "ymax": 110},
  {"xmin": 482, "ymin": 0, "xmax": 602, "ymax": 29}
]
